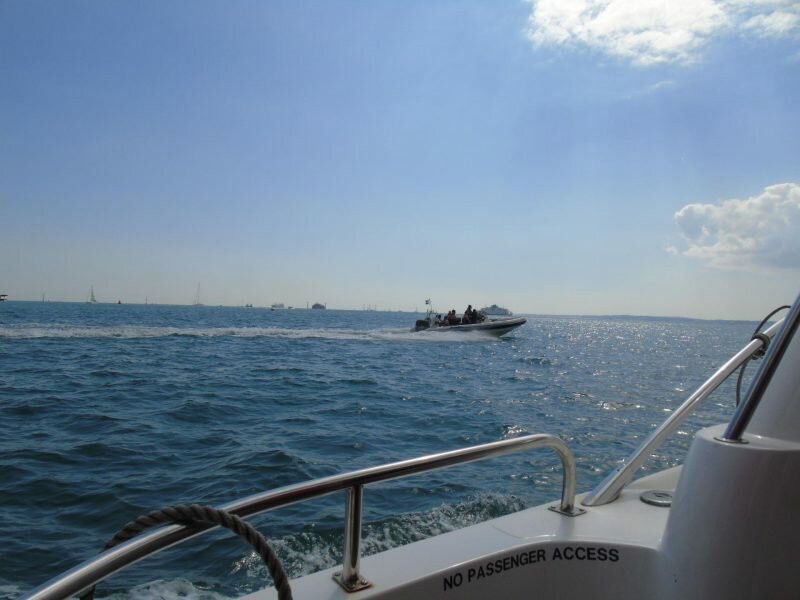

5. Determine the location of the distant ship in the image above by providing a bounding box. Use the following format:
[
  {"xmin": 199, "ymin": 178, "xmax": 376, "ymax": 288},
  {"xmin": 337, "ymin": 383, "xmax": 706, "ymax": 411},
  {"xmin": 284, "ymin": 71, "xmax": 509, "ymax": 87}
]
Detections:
[
  {"xmin": 270, "ymin": 303, "xmax": 285, "ymax": 310},
  {"xmin": 480, "ymin": 304, "xmax": 512, "ymax": 316},
  {"xmin": 311, "ymin": 303, "xmax": 326, "ymax": 310},
  {"xmin": 0, "ymin": 294, "xmax": 7, "ymax": 302},
  {"xmin": 87, "ymin": 285, "xmax": 97, "ymax": 304}
]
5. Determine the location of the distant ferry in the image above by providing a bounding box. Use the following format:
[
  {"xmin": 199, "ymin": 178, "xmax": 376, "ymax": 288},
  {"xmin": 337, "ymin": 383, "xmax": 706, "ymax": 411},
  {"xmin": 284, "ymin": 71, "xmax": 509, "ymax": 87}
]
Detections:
[
  {"xmin": 480, "ymin": 304, "xmax": 512, "ymax": 316},
  {"xmin": 0, "ymin": 294, "xmax": 7, "ymax": 302},
  {"xmin": 311, "ymin": 303, "xmax": 326, "ymax": 310}
]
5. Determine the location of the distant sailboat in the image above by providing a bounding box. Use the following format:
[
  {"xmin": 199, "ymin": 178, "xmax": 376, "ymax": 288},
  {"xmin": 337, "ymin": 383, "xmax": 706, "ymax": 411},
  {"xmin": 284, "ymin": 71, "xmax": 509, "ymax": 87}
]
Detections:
[
  {"xmin": 193, "ymin": 284, "xmax": 204, "ymax": 306},
  {"xmin": 87, "ymin": 285, "xmax": 97, "ymax": 304}
]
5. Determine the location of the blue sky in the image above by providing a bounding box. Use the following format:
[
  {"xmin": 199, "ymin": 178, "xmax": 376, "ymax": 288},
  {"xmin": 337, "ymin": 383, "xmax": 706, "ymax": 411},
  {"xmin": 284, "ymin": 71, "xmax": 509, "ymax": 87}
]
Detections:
[{"xmin": 1, "ymin": 0, "xmax": 799, "ymax": 319}]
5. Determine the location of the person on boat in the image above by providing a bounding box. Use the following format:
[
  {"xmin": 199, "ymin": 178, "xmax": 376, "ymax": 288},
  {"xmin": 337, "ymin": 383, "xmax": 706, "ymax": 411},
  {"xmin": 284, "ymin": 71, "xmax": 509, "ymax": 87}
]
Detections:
[
  {"xmin": 463, "ymin": 305, "xmax": 474, "ymax": 324},
  {"xmin": 434, "ymin": 314, "xmax": 443, "ymax": 325}
]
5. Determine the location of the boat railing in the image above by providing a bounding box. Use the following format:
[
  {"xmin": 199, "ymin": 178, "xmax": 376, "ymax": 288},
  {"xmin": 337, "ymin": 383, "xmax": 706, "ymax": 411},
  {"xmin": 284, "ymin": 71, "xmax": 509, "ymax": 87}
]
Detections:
[
  {"xmin": 25, "ymin": 433, "xmax": 583, "ymax": 600},
  {"xmin": 582, "ymin": 317, "xmax": 785, "ymax": 507}
]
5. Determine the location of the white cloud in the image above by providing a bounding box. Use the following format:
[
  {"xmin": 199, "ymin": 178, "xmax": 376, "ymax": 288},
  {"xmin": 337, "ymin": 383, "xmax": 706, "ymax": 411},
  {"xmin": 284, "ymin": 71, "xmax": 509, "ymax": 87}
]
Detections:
[
  {"xmin": 741, "ymin": 10, "xmax": 800, "ymax": 38},
  {"xmin": 674, "ymin": 183, "xmax": 800, "ymax": 270},
  {"xmin": 525, "ymin": 0, "xmax": 800, "ymax": 66},
  {"xmin": 634, "ymin": 79, "xmax": 678, "ymax": 96}
]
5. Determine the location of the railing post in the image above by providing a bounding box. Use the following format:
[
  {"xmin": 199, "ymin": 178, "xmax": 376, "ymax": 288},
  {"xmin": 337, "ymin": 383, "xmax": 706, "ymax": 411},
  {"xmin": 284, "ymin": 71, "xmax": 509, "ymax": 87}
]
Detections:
[
  {"xmin": 546, "ymin": 437, "xmax": 585, "ymax": 517},
  {"xmin": 334, "ymin": 483, "xmax": 371, "ymax": 592}
]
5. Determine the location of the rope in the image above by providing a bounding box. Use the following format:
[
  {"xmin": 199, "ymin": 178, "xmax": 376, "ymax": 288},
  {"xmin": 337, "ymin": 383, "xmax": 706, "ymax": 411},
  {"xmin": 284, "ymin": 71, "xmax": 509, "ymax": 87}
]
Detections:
[
  {"xmin": 79, "ymin": 504, "xmax": 292, "ymax": 600},
  {"xmin": 735, "ymin": 305, "xmax": 791, "ymax": 406}
]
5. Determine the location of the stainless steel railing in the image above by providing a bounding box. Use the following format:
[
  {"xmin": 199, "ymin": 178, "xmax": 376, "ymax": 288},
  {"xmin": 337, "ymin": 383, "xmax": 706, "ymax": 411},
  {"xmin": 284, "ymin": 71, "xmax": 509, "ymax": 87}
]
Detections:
[
  {"xmin": 25, "ymin": 433, "xmax": 582, "ymax": 600},
  {"xmin": 581, "ymin": 317, "xmax": 785, "ymax": 507}
]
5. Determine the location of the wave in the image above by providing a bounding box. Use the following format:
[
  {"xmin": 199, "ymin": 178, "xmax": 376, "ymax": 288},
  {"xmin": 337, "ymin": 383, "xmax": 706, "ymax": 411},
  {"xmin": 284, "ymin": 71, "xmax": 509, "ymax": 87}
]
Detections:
[
  {"xmin": 234, "ymin": 491, "xmax": 527, "ymax": 581},
  {"xmin": 0, "ymin": 586, "xmax": 21, "ymax": 600},
  {"xmin": 4, "ymin": 493, "xmax": 528, "ymax": 600},
  {"xmin": 0, "ymin": 325, "xmax": 498, "ymax": 342},
  {"xmin": 84, "ymin": 580, "xmax": 229, "ymax": 600}
]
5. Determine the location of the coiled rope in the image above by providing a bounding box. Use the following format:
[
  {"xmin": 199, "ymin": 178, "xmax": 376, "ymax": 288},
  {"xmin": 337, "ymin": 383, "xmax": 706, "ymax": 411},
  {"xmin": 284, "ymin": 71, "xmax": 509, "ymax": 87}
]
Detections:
[{"xmin": 79, "ymin": 503, "xmax": 292, "ymax": 600}]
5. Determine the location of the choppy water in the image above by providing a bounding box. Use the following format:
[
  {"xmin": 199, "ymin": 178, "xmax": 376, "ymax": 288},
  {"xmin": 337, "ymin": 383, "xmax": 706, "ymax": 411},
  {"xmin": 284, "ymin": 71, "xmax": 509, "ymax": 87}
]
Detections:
[{"xmin": 0, "ymin": 302, "xmax": 759, "ymax": 598}]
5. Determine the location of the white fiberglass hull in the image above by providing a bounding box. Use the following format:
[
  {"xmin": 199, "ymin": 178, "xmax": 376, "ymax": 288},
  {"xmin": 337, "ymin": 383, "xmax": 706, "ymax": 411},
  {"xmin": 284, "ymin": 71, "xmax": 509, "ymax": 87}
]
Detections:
[{"xmin": 243, "ymin": 467, "xmax": 681, "ymax": 599}]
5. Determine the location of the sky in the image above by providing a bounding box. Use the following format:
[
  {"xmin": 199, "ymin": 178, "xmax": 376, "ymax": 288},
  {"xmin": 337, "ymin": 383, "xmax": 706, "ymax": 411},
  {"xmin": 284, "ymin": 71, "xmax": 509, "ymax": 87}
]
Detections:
[{"xmin": 1, "ymin": 0, "xmax": 799, "ymax": 319}]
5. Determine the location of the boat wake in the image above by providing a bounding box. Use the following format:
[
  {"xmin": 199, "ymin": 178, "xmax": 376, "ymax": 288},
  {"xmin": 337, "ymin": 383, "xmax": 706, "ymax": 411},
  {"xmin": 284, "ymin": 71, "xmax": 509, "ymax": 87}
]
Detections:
[{"xmin": 0, "ymin": 325, "xmax": 504, "ymax": 342}]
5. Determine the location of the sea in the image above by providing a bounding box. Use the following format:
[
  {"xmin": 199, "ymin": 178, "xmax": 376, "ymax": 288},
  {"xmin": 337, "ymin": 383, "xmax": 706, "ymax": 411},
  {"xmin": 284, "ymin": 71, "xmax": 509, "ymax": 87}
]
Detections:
[{"xmin": 0, "ymin": 301, "xmax": 761, "ymax": 599}]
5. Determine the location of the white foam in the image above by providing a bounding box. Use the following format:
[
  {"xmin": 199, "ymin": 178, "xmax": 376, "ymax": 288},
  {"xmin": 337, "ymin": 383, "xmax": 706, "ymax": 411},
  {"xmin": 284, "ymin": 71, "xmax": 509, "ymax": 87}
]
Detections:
[
  {"xmin": 0, "ymin": 585, "xmax": 21, "ymax": 600},
  {"xmin": 0, "ymin": 325, "xmax": 498, "ymax": 342},
  {"xmin": 100, "ymin": 579, "xmax": 230, "ymax": 600},
  {"xmin": 238, "ymin": 492, "xmax": 526, "ymax": 582}
]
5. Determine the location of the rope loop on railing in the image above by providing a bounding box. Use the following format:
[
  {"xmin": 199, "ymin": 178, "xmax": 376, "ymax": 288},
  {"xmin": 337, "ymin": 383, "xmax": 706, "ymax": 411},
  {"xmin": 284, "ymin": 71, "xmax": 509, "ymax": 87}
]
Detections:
[
  {"xmin": 735, "ymin": 305, "xmax": 791, "ymax": 406},
  {"xmin": 79, "ymin": 504, "xmax": 292, "ymax": 600},
  {"xmin": 751, "ymin": 332, "xmax": 771, "ymax": 357}
]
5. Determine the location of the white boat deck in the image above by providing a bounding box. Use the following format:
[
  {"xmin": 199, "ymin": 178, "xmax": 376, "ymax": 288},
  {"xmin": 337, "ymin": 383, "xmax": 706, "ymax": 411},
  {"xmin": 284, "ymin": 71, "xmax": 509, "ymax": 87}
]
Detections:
[{"xmin": 245, "ymin": 468, "xmax": 682, "ymax": 600}]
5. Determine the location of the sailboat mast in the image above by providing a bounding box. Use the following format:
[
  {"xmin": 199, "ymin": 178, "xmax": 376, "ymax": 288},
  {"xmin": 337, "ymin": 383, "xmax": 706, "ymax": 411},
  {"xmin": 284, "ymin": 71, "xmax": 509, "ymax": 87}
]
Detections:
[{"xmin": 193, "ymin": 284, "xmax": 203, "ymax": 306}]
